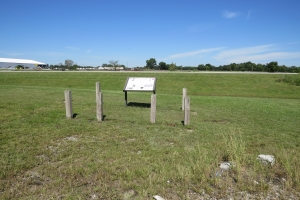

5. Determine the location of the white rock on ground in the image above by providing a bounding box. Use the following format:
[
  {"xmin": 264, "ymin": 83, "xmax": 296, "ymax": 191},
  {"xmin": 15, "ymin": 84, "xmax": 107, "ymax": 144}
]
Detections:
[
  {"xmin": 257, "ymin": 154, "xmax": 275, "ymax": 166},
  {"xmin": 220, "ymin": 162, "xmax": 232, "ymax": 170},
  {"xmin": 153, "ymin": 195, "xmax": 165, "ymax": 200}
]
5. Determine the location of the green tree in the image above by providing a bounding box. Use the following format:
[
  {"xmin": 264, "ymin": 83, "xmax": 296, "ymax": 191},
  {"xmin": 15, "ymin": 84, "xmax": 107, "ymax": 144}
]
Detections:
[
  {"xmin": 69, "ymin": 64, "xmax": 78, "ymax": 70},
  {"xmin": 266, "ymin": 61, "xmax": 278, "ymax": 72},
  {"xmin": 238, "ymin": 63, "xmax": 246, "ymax": 71},
  {"xmin": 230, "ymin": 63, "xmax": 238, "ymax": 71},
  {"xmin": 146, "ymin": 58, "xmax": 157, "ymax": 69},
  {"xmin": 244, "ymin": 61, "xmax": 256, "ymax": 71},
  {"xmin": 197, "ymin": 64, "xmax": 205, "ymax": 71},
  {"xmin": 177, "ymin": 65, "xmax": 183, "ymax": 70},
  {"xmin": 158, "ymin": 62, "xmax": 168, "ymax": 70},
  {"xmin": 223, "ymin": 64, "xmax": 232, "ymax": 71},
  {"xmin": 205, "ymin": 63, "xmax": 214, "ymax": 71},
  {"xmin": 256, "ymin": 64, "xmax": 264, "ymax": 72},
  {"xmin": 168, "ymin": 63, "xmax": 177, "ymax": 71},
  {"xmin": 289, "ymin": 66, "xmax": 300, "ymax": 73},
  {"xmin": 278, "ymin": 65, "xmax": 287, "ymax": 72}
]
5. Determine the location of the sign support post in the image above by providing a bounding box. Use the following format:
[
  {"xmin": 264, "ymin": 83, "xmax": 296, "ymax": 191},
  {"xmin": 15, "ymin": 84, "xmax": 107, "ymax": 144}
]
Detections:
[{"xmin": 124, "ymin": 91, "xmax": 128, "ymax": 106}]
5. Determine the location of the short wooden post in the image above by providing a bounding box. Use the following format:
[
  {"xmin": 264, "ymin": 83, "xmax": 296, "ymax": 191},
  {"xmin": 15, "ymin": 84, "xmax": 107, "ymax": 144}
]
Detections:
[
  {"xmin": 96, "ymin": 82, "xmax": 100, "ymax": 101},
  {"xmin": 96, "ymin": 82, "xmax": 103, "ymax": 121},
  {"xmin": 182, "ymin": 88, "xmax": 187, "ymax": 111},
  {"xmin": 64, "ymin": 90, "xmax": 73, "ymax": 119},
  {"xmin": 96, "ymin": 92, "xmax": 103, "ymax": 121},
  {"xmin": 184, "ymin": 97, "xmax": 190, "ymax": 125},
  {"xmin": 96, "ymin": 82, "xmax": 100, "ymax": 103},
  {"xmin": 150, "ymin": 94, "xmax": 156, "ymax": 123},
  {"xmin": 124, "ymin": 91, "xmax": 128, "ymax": 106}
]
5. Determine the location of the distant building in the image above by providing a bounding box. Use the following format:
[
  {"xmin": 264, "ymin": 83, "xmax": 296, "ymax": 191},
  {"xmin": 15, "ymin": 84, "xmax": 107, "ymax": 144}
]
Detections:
[
  {"xmin": 0, "ymin": 58, "xmax": 48, "ymax": 70},
  {"xmin": 97, "ymin": 66, "xmax": 124, "ymax": 70}
]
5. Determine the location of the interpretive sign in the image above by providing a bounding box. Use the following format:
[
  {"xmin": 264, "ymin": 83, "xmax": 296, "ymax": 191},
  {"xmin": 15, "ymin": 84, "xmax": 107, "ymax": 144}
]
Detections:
[
  {"xmin": 123, "ymin": 77, "xmax": 156, "ymax": 106},
  {"xmin": 123, "ymin": 77, "xmax": 156, "ymax": 92}
]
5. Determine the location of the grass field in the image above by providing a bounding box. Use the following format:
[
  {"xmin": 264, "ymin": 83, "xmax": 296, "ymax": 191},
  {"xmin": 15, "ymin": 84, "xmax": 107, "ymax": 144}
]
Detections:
[{"xmin": 0, "ymin": 71, "xmax": 300, "ymax": 199}]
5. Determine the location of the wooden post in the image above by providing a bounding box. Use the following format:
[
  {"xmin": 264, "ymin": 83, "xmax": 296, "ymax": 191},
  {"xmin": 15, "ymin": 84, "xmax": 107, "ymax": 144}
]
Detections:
[
  {"xmin": 96, "ymin": 82, "xmax": 100, "ymax": 106},
  {"xmin": 96, "ymin": 82, "xmax": 103, "ymax": 121},
  {"xmin": 64, "ymin": 90, "xmax": 73, "ymax": 119},
  {"xmin": 96, "ymin": 82, "xmax": 100, "ymax": 101},
  {"xmin": 184, "ymin": 97, "xmax": 190, "ymax": 125},
  {"xmin": 96, "ymin": 92, "xmax": 103, "ymax": 121},
  {"xmin": 150, "ymin": 94, "xmax": 156, "ymax": 123},
  {"xmin": 124, "ymin": 91, "xmax": 128, "ymax": 106},
  {"xmin": 182, "ymin": 88, "xmax": 187, "ymax": 111}
]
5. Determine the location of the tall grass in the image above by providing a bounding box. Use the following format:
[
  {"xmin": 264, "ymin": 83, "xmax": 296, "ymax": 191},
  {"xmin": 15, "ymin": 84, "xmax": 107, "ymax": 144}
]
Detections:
[{"xmin": 281, "ymin": 73, "xmax": 300, "ymax": 86}]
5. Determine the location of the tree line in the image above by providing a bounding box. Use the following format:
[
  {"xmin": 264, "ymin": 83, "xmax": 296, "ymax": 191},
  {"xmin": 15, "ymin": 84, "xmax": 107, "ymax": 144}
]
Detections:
[
  {"xmin": 144, "ymin": 58, "xmax": 300, "ymax": 73},
  {"xmin": 49, "ymin": 59, "xmax": 300, "ymax": 73}
]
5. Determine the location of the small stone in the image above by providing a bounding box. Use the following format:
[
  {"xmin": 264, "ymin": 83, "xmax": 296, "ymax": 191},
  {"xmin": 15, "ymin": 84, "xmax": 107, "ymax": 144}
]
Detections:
[
  {"xmin": 257, "ymin": 154, "xmax": 275, "ymax": 166},
  {"xmin": 153, "ymin": 195, "xmax": 165, "ymax": 200},
  {"xmin": 91, "ymin": 194, "xmax": 97, "ymax": 199},
  {"xmin": 220, "ymin": 162, "xmax": 234, "ymax": 170},
  {"xmin": 66, "ymin": 136, "xmax": 78, "ymax": 141},
  {"xmin": 220, "ymin": 162, "xmax": 231, "ymax": 170}
]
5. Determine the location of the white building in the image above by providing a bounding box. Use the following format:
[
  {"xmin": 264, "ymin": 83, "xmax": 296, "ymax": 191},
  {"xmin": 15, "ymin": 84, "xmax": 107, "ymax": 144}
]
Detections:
[
  {"xmin": 97, "ymin": 66, "xmax": 124, "ymax": 70},
  {"xmin": 0, "ymin": 58, "xmax": 48, "ymax": 69}
]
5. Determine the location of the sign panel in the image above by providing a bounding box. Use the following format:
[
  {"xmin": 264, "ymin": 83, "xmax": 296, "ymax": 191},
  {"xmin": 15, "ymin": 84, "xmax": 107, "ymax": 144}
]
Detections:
[{"xmin": 123, "ymin": 77, "xmax": 156, "ymax": 92}]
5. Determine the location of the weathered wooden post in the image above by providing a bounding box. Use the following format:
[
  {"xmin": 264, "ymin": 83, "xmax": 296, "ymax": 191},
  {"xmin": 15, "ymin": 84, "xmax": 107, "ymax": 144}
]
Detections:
[
  {"xmin": 184, "ymin": 97, "xmax": 190, "ymax": 125},
  {"xmin": 182, "ymin": 88, "xmax": 187, "ymax": 111},
  {"xmin": 96, "ymin": 82, "xmax": 103, "ymax": 121},
  {"xmin": 150, "ymin": 94, "xmax": 156, "ymax": 123},
  {"xmin": 124, "ymin": 91, "xmax": 128, "ymax": 106},
  {"xmin": 96, "ymin": 92, "xmax": 103, "ymax": 121},
  {"xmin": 96, "ymin": 82, "xmax": 100, "ymax": 101},
  {"xmin": 64, "ymin": 90, "xmax": 73, "ymax": 119}
]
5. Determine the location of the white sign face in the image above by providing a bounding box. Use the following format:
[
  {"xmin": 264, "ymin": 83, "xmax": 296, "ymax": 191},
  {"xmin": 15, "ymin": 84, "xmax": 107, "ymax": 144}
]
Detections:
[{"xmin": 124, "ymin": 77, "xmax": 156, "ymax": 91}]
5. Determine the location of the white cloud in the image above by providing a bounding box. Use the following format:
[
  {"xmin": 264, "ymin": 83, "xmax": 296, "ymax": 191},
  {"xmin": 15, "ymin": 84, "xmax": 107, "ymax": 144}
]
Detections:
[
  {"xmin": 222, "ymin": 10, "xmax": 239, "ymax": 19},
  {"xmin": 226, "ymin": 52, "xmax": 300, "ymax": 63},
  {"xmin": 214, "ymin": 45, "xmax": 275, "ymax": 60},
  {"xmin": 287, "ymin": 41, "xmax": 300, "ymax": 45},
  {"xmin": 167, "ymin": 47, "xmax": 224, "ymax": 60},
  {"xmin": 86, "ymin": 50, "xmax": 92, "ymax": 53},
  {"xmin": 214, "ymin": 44, "xmax": 300, "ymax": 64}
]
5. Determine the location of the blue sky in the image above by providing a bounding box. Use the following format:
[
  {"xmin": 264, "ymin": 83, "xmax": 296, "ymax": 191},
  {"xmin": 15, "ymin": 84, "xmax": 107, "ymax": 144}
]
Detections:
[{"xmin": 1, "ymin": 0, "xmax": 300, "ymax": 67}]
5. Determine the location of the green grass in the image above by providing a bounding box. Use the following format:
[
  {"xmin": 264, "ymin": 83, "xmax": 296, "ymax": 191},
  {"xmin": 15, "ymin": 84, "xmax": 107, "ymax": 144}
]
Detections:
[
  {"xmin": 279, "ymin": 73, "xmax": 300, "ymax": 86},
  {"xmin": 0, "ymin": 71, "xmax": 299, "ymax": 199}
]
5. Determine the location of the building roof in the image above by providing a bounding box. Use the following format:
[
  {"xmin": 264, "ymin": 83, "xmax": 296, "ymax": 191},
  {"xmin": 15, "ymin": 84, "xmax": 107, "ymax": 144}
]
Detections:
[{"xmin": 0, "ymin": 58, "xmax": 46, "ymax": 65}]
